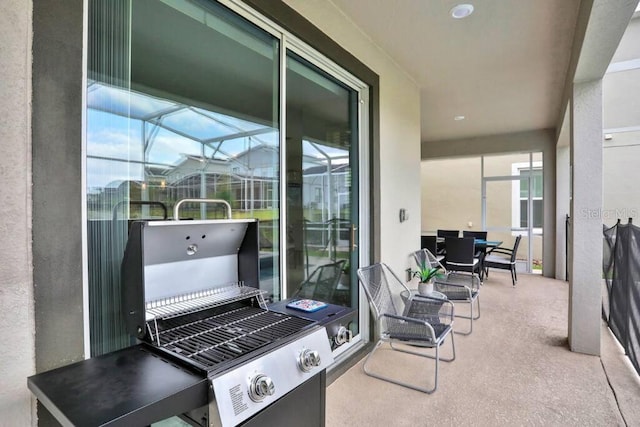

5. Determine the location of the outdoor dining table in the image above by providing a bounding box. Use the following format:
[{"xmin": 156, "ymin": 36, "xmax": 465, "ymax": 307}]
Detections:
[
  {"xmin": 473, "ymin": 239, "xmax": 502, "ymax": 249},
  {"xmin": 434, "ymin": 237, "xmax": 503, "ymax": 250}
]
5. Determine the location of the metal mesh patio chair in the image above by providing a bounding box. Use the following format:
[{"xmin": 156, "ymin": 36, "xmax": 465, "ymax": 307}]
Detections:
[
  {"xmin": 413, "ymin": 248, "xmax": 480, "ymax": 335},
  {"xmin": 484, "ymin": 235, "xmax": 522, "ymax": 286},
  {"xmin": 357, "ymin": 263, "xmax": 455, "ymax": 393},
  {"xmin": 293, "ymin": 259, "xmax": 346, "ymax": 304}
]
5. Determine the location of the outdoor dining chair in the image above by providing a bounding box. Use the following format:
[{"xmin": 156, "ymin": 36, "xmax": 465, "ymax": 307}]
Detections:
[
  {"xmin": 462, "ymin": 230, "xmax": 488, "ymax": 280},
  {"xmin": 357, "ymin": 263, "xmax": 456, "ymax": 393},
  {"xmin": 413, "ymin": 248, "xmax": 481, "ymax": 335},
  {"xmin": 436, "ymin": 229, "xmax": 459, "ymax": 256},
  {"xmin": 437, "ymin": 229, "xmax": 460, "ymax": 238},
  {"xmin": 421, "ymin": 235, "xmax": 443, "ymax": 262},
  {"xmin": 484, "ymin": 235, "xmax": 522, "ymax": 286},
  {"xmin": 444, "ymin": 237, "xmax": 482, "ymax": 280}
]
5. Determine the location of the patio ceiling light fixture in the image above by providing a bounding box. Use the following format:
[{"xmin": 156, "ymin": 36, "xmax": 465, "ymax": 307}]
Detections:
[
  {"xmin": 450, "ymin": 4, "xmax": 474, "ymax": 19},
  {"xmin": 454, "ymin": 115, "xmax": 465, "ymax": 121}
]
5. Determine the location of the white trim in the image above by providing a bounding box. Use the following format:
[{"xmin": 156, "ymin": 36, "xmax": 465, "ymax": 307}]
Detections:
[
  {"xmin": 606, "ymin": 58, "xmax": 640, "ymax": 74},
  {"xmin": 603, "ymin": 125, "xmax": 640, "ymax": 134},
  {"xmin": 278, "ymin": 34, "xmax": 287, "ymax": 301},
  {"xmin": 217, "ymin": 0, "xmax": 284, "ymax": 39},
  {"xmin": 357, "ymin": 88, "xmax": 370, "ymax": 348},
  {"xmin": 81, "ymin": 0, "xmax": 91, "ymax": 359}
]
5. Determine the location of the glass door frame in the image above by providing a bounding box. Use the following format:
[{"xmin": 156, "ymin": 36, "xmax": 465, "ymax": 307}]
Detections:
[
  {"xmin": 481, "ymin": 173, "xmax": 536, "ymax": 274},
  {"xmin": 281, "ymin": 36, "xmax": 370, "ymax": 357},
  {"xmin": 222, "ymin": 0, "xmax": 371, "ymax": 355}
]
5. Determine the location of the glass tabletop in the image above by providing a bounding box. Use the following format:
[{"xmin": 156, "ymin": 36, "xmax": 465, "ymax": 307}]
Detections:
[{"xmin": 474, "ymin": 239, "xmax": 502, "ymax": 247}]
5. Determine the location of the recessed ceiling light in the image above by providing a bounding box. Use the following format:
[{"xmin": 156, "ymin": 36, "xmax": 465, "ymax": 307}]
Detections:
[
  {"xmin": 450, "ymin": 4, "xmax": 474, "ymax": 19},
  {"xmin": 454, "ymin": 115, "xmax": 465, "ymax": 121}
]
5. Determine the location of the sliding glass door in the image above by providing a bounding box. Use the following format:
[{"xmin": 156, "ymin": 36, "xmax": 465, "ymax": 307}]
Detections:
[
  {"xmin": 482, "ymin": 153, "xmax": 543, "ymax": 274},
  {"xmin": 86, "ymin": 0, "xmax": 367, "ymax": 356},
  {"xmin": 285, "ymin": 51, "xmax": 359, "ymax": 310}
]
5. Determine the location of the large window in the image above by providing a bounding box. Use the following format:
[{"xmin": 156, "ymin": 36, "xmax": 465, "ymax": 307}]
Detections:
[
  {"xmin": 518, "ymin": 168, "xmax": 543, "ymax": 229},
  {"xmin": 86, "ymin": 0, "xmax": 367, "ymax": 356}
]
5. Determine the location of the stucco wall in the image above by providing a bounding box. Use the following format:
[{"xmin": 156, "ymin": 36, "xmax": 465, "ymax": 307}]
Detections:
[
  {"xmin": 283, "ymin": 0, "xmax": 422, "ymax": 275},
  {"xmin": 611, "ymin": 16, "xmax": 640, "ymax": 62},
  {"xmin": 0, "ymin": 1, "xmax": 35, "ymax": 425},
  {"xmin": 603, "ymin": 132, "xmax": 640, "ymax": 225},
  {"xmin": 421, "ymin": 157, "xmax": 482, "ymax": 232},
  {"xmin": 603, "ymin": 16, "xmax": 640, "ymax": 225}
]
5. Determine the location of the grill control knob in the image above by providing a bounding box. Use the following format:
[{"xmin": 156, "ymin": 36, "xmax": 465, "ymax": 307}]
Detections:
[
  {"xmin": 248, "ymin": 374, "xmax": 275, "ymax": 402},
  {"xmin": 335, "ymin": 326, "xmax": 353, "ymax": 346},
  {"xmin": 298, "ymin": 349, "xmax": 321, "ymax": 372}
]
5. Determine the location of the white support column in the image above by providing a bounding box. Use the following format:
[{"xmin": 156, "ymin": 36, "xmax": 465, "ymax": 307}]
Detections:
[
  {"xmin": 568, "ymin": 79, "xmax": 603, "ymax": 355},
  {"xmin": 555, "ymin": 145, "xmax": 570, "ymax": 280}
]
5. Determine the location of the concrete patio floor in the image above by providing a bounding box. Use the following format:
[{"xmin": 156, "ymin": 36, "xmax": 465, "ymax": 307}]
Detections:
[{"xmin": 326, "ymin": 271, "xmax": 640, "ymax": 426}]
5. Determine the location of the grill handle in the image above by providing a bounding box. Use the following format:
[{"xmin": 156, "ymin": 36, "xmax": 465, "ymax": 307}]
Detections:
[
  {"xmin": 112, "ymin": 200, "xmax": 168, "ymax": 222},
  {"xmin": 173, "ymin": 198, "xmax": 232, "ymax": 220}
]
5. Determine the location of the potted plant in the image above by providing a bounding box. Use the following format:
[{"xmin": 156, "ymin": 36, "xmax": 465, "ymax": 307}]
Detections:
[{"xmin": 412, "ymin": 262, "xmax": 442, "ymax": 295}]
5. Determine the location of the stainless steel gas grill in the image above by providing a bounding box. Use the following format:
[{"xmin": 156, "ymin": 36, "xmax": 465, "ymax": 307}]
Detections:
[{"xmin": 28, "ymin": 214, "xmax": 334, "ymax": 427}]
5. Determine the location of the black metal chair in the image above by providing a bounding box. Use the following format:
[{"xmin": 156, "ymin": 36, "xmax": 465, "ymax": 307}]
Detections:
[
  {"xmin": 421, "ymin": 235, "xmax": 443, "ymax": 262},
  {"xmin": 357, "ymin": 263, "xmax": 455, "ymax": 393},
  {"xmin": 437, "ymin": 229, "xmax": 459, "ymax": 238},
  {"xmin": 484, "ymin": 235, "xmax": 522, "ymax": 286},
  {"xmin": 444, "ymin": 237, "xmax": 482, "ymax": 279},
  {"xmin": 462, "ymin": 230, "xmax": 488, "ymax": 280},
  {"xmin": 413, "ymin": 248, "xmax": 480, "ymax": 335},
  {"xmin": 436, "ymin": 230, "xmax": 459, "ymax": 256}
]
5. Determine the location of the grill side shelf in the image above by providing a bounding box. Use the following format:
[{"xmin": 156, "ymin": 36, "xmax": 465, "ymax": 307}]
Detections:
[{"xmin": 145, "ymin": 284, "xmax": 268, "ymax": 345}]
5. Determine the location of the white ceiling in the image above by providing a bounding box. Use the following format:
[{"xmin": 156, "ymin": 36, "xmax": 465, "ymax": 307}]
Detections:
[{"xmin": 330, "ymin": 0, "xmax": 582, "ymax": 142}]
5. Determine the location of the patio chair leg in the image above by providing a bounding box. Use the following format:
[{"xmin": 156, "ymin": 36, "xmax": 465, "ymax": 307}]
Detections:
[
  {"xmin": 364, "ymin": 339, "xmax": 450, "ymax": 394},
  {"xmin": 390, "ymin": 332, "xmax": 456, "ymax": 363},
  {"xmin": 511, "ymin": 268, "xmax": 517, "ymax": 286},
  {"xmin": 454, "ymin": 297, "xmax": 480, "ymax": 335}
]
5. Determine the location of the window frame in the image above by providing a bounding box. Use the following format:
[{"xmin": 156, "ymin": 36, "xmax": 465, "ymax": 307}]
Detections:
[{"xmin": 511, "ymin": 161, "xmax": 543, "ymax": 235}]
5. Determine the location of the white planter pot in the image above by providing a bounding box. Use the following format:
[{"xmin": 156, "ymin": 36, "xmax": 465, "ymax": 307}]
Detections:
[{"xmin": 418, "ymin": 280, "xmax": 434, "ymax": 296}]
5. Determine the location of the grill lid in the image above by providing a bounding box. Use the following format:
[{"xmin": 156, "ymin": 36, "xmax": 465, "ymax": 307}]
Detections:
[{"xmin": 122, "ymin": 218, "xmax": 260, "ymax": 339}]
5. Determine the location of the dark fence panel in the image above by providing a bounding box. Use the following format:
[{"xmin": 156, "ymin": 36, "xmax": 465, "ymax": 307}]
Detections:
[{"xmin": 602, "ymin": 222, "xmax": 640, "ymax": 376}]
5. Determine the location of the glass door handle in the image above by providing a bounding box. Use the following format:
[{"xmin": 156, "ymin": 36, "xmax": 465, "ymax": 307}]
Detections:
[{"xmin": 351, "ymin": 224, "xmax": 358, "ymax": 251}]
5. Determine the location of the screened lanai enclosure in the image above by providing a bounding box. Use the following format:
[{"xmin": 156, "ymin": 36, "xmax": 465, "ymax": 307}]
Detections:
[
  {"xmin": 88, "ymin": 80, "xmax": 351, "ymax": 255},
  {"xmin": 87, "ymin": 0, "xmax": 365, "ymax": 356}
]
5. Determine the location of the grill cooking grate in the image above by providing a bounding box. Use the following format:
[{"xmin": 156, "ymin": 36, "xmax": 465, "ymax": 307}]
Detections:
[
  {"xmin": 145, "ymin": 283, "xmax": 267, "ymax": 322},
  {"xmin": 157, "ymin": 306, "xmax": 313, "ymax": 369}
]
